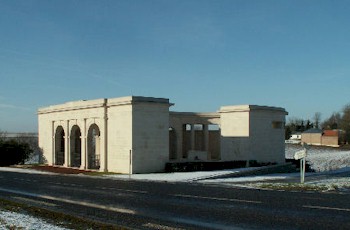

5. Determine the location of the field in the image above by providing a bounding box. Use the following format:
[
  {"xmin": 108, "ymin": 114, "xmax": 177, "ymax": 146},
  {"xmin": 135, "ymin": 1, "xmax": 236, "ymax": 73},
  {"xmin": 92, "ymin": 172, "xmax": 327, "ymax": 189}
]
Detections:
[{"xmin": 285, "ymin": 144, "xmax": 350, "ymax": 172}]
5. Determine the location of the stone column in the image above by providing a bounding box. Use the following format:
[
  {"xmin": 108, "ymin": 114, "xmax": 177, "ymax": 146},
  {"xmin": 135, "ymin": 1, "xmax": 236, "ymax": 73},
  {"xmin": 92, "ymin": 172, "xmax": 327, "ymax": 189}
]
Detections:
[
  {"xmin": 96, "ymin": 134, "xmax": 103, "ymax": 171},
  {"xmin": 51, "ymin": 121, "xmax": 55, "ymax": 165},
  {"xmin": 174, "ymin": 125, "xmax": 181, "ymax": 160},
  {"xmin": 103, "ymin": 105, "xmax": 108, "ymax": 172},
  {"xmin": 64, "ymin": 120, "xmax": 70, "ymax": 167},
  {"xmin": 204, "ymin": 124, "xmax": 210, "ymax": 160},
  {"xmin": 179, "ymin": 124, "xmax": 185, "ymax": 159},
  {"xmin": 80, "ymin": 119, "xmax": 87, "ymax": 170},
  {"xmin": 190, "ymin": 124, "xmax": 195, "ymax": 151}
]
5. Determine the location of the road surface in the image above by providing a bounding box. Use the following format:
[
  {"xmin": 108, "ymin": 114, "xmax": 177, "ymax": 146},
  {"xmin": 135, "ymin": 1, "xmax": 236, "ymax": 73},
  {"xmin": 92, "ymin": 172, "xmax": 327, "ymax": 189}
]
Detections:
[{"xmin": 0, "ymin": 169, "xmax": 349, "ymax": 229}]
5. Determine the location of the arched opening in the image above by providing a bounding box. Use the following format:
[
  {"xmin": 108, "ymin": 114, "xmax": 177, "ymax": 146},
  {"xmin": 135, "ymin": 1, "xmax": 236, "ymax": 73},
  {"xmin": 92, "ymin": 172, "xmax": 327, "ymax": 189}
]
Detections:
[
  {"xmin": 87, "ymin": 124, "xmax": 100, "ymax": 170},
  {"xmin": 70, "ymin": 125, "xmax": 81, "ymax": 168},
  {"xmin": 55, "ymin": 126, "xmax": 65, "ymax": 165}
]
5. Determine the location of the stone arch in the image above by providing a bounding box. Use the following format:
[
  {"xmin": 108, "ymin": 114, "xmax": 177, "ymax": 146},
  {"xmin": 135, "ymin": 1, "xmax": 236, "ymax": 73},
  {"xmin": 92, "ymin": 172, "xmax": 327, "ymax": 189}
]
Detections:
[
  {"xmin": 70, "ymin": 125, "xmax": 81, "ymax": 168},
  {"xmin": 54, "ymin": 126, "xmax": 65, "ymax": 165},
  {"xmin": 87, "ymin": 124, "xmax": 101, "ymax": 170}
]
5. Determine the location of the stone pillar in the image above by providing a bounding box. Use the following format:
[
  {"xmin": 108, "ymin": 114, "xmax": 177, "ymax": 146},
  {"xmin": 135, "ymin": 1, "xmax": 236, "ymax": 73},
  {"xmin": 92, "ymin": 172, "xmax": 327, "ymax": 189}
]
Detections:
[
  {"xmin": 64, "ymin": 121, "xmax": 70, "ymax": 167},
  {"xmin": 178, "ymin": 124, "xmax": 185, "ymax": 159},
  {"xmin": 51, "ymin": 121, "xmax": 55, "ymax": 166},
  {"xmin": 97, "ymin": 134, "xmax": 104, "ymax": 171},
  {"xmin": 191, "ymin": 124, "xmax": 195, "ymax": 151},
  {"xmin": 175, "ymin": 125, "xmax": 182, "ymax": 160},
  {"xmin": 80, "ymin": 119, "xmax": 87, "ymax": 170},
  {"xmin": 100, "ymin": 104, "xmax": 108, "ymax": 172},
  {"xmin": 204, "ymin": 124, "xmax": 210, "ymax": 160}
]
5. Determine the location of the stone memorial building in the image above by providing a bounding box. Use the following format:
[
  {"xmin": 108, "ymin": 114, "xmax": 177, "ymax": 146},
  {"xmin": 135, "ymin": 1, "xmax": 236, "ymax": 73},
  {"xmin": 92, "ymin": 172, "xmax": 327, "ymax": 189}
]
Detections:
[{"xmin": 38, "ymin": 96, "xmax": 287, "ymax": 174}]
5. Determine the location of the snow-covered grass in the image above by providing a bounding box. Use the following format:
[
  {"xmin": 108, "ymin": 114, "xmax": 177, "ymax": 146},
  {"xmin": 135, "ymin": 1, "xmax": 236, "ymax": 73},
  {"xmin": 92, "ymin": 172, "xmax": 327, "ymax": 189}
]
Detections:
[
  {"xmin": 0, "ymin": 210, "xmax": 69, "ymax": 230},
  {"xmin": 106, "ymin": 167, "xmax": 259, "ymax": 182},
  {"xmin": 285, "ymin": 144, "xmax": 350, "ymax": 172}
]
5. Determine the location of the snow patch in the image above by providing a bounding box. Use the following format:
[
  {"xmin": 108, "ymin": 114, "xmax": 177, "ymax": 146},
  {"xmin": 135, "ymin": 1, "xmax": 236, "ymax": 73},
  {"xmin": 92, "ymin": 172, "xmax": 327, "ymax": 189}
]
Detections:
[
  {"xmin": 0, "ymin": 167, "xmax": 56, "ymax": 175},
  {"xmin": 0, "ymin": 210, "xmax": 69, "ymax": 230},
  {"xmin": 286, "ymin": 144, "xmax": 350, "ymax": 172}
]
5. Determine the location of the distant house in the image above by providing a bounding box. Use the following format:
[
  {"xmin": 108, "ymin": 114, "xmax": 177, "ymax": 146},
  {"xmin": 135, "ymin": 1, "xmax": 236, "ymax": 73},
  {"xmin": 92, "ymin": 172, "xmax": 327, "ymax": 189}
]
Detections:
[
  {"xmin": 290, "ymin": 132, "xmax": 302, "ymax": 140},
  {"xmin": 285, "ymin": 132, "xmax": 302, "ymax": 144},
  {"xmin": 301, "ymin": 129, "xmax": 340, "ymax": 147},
  {"xmin": 322, "ymin": 130, "xmax": 341, "ymax": 147}
]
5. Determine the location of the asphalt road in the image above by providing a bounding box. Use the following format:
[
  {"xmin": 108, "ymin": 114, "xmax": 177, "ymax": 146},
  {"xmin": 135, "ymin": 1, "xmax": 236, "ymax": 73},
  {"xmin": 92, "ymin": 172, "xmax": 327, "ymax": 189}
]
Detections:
[{"xmin": 0, "ymin": 170, "xmax": 350, "ymax": 229}]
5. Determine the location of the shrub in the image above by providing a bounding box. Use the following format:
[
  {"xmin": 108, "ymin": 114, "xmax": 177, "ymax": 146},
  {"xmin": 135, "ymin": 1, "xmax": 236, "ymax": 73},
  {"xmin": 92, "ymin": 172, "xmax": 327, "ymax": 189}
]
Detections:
[{"xmin": 0, "ymin": 139, "xmax": 32, "ymax": 166}]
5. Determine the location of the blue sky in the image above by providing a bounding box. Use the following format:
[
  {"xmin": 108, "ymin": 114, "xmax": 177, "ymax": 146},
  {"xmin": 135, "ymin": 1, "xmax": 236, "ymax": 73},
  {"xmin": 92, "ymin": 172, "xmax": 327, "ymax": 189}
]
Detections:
[{"xmin": 1, "ymin": 0, "xmax": 350, "ymax": 132}]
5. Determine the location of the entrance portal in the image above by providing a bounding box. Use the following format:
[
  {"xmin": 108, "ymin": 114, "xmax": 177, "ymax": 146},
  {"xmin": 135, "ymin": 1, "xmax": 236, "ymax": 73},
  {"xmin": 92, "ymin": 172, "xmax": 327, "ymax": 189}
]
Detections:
[
  {"xmin": 70, "ymin": 125, "xmax": 81, "ymax": 167},
  {"xmin": 87, "ymin": 124, "xmax": 100, "ymax": 169},
  {"xmin": 54, "ymin": 126, "xmax": 65, "ymax": 165}
]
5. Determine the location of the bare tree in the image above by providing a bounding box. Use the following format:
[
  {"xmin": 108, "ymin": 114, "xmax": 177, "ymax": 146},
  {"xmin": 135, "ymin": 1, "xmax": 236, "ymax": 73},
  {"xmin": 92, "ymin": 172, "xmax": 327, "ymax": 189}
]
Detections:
[
  {"xmin": 313, "ymin": 112, "xmax": 322, "ymax": 129},
  {"xmin": 322, "ymin": 112, "xmax": 341, "ymax": 129},
  {"xmin": 340, "ymin": 104, "xmax": 350, "ymax": 143}
]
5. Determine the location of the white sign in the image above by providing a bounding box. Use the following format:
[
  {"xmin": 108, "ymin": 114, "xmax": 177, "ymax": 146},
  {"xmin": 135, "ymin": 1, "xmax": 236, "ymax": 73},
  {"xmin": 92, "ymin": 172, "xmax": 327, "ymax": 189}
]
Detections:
[
  {"xmin": 294, "ymin": 148, "xmax": 308, "ymax": 184},
  {"xmin": 294, "ymin": 149, "xmax": 307, "ymax": 160}
]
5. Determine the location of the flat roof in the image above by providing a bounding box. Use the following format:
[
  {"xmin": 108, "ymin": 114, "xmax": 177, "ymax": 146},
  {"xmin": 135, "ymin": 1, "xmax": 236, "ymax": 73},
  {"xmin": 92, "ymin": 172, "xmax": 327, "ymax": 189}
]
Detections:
[
  {"xmin": 38, "ymin": 96, "xmax": 172, "ymax": 114},
  {"xmin": 220, "ymin": 105, "xmax": 288, "ymax": 114}
]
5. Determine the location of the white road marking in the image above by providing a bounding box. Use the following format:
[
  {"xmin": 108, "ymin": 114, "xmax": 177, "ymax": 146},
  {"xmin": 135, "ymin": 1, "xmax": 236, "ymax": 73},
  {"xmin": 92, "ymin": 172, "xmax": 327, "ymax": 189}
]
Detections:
[
  {"xmin": 48, "ymin": 182, "xmax": 83, "ymax": 187},
  {"xmin": 303, "ymin": 205, "xmax": 350, "ymax": 212},
  {"xmin": 13, "ymin": 196, "xmax": 57, "ymax": 207},
  {"xmin": 0, "ymin": 187, "xmax": 135, "ymax": 215},
  {"xmin": 14, "ymin": 177, "xmax": 38, "ymax": 183},
  {"xmin": 173, "ymin": 194, "xmax": 262, "ymax": 204}
]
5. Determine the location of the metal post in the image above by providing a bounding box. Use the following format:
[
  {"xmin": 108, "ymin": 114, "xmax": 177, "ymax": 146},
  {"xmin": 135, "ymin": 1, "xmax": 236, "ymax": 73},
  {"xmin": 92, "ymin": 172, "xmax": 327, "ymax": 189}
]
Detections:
[
  {"xmin": 129, "ymin": 149, "xmax": 132, "ymax": 179},
  {"xmin": 300, "ymin": 158, "xmax": 303, "ymax": 183},
  {"xmin": 302, "ymin": 157, "xmax": 306, "ymax": 183},
  {"xmin": 300, "ymin": 157, "xmax": 306, "ymax": 184}
]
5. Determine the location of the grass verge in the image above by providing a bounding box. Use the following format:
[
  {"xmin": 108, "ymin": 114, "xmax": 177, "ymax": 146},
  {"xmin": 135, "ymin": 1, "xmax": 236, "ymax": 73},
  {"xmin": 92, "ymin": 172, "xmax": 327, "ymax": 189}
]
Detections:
[
  {"xmin": 254, "ymin": 182, "xmax": 332, "ymax": 192},
  {"xmin": 0, "ymin": 198, "xmax": 127, "ymax": 230}
]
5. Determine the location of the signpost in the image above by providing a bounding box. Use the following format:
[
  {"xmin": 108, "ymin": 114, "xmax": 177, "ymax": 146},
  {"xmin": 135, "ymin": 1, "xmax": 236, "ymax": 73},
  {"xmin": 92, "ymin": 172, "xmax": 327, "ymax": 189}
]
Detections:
[
  {"xmin": 129, "ymin": 149, "xmax": 132, "ymax": 179},
  {"xmin": 294, "ymin": 148, "xmax": 307, "ymax": 184}
]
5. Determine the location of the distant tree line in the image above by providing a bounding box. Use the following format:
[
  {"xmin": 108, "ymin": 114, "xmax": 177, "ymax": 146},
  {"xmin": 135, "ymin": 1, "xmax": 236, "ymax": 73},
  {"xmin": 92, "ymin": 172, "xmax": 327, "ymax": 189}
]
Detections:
[
  {"xmin": 285, "ymin": 103, "xmax": 350, "ymax": 144},
  {"xmin": 322, "ymin": 104, "xmax": 350, "ymax": 143},
  {"xmin": 285, "ymin": 117, "xmax": 315, "ymax": 139},
  {"xmin": 0, "ymin": 131, "xmax": 33, "ymax": 166}
]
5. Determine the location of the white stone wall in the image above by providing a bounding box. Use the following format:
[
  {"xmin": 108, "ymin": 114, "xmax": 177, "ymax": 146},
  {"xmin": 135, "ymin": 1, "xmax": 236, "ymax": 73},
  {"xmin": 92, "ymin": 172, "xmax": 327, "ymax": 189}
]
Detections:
[
  {"xmin": 38, "ymin": 96, "xmax": 287, "ymax": 174},
  {"xmin": 38, "ymin": 99, "xmax": 107, "ymax": 168},
  {"xmin": 219, "ymin": 105, "xmax": 287, "ymax": 164},
  {"xmin": 249, "ymin": 109, "xmax": 286, "ymax": 164},
  {"xmin": 220, "ymin": 107, "xmax": 250, "ymax": 161},
  {"xmin": 106, "ymin": 101, "xmax": 133, "ymax": 174},
  {"xmin": 131, "ymin": 102, "xmax": 170, "ymax": 173},
  {"xmin": 38, "ymin": 96, "xmax": 171, "ymax": 174}
]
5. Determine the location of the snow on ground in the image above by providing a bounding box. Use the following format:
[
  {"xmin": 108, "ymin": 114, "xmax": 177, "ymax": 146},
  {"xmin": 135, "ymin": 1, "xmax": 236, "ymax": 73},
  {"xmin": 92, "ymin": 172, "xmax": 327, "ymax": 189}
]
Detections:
[
  {"xmin": 200, "ymin": 167, "xmax": 350, "ymax": 188},
  {"xmin": 104, "ymin": 167, "xmax": 259, "ymax": 182},
  {"xmin": 201, "ymin": 174, "xmax": 294, "ymax": 183},
  {"xmin": 285, "ymin": 144, "xmax": 350, "ymax": 172},
  {"xmin": 0, "ymin": 210, "xmax": 69, "ymax": 230},
  {"xmin": 307, "ymin": 177, "xmax": 350, "ymax": 191},
  {"xmin": 0, "ymin": 166, "xmax": 56, "ymax": 175}
]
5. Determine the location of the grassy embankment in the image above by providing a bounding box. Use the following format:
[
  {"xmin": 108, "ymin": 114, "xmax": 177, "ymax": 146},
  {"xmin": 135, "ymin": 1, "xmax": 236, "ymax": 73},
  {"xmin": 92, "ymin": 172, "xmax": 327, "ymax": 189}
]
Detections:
[{"xmin": 0, "ymin": 198, "xmax": 127, "ymax": 230}]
